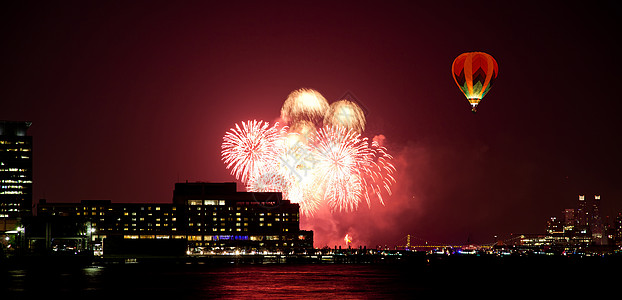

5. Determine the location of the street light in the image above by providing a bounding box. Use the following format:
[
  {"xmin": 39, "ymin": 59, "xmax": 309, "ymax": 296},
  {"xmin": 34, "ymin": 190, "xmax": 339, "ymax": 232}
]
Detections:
[{"xmin": 16, "ymin": 226, "xmax": 25, "ymax": 254}]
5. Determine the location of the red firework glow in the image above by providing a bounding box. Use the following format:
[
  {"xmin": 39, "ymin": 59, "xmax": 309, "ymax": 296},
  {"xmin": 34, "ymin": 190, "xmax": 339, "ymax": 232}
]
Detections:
[
  {"xmin": 221, "ymin": 89, "xmax": 395, "ymax": 216},
  {"xmin": 344, "ymin": 233, "xmax": 353, "ymax": 246}
]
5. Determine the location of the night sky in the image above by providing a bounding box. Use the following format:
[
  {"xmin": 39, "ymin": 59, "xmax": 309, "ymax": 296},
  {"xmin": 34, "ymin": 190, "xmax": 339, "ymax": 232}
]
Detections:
[{"xmin": 2, "ymin": 1, "xmax": 621, "ymax": 246}]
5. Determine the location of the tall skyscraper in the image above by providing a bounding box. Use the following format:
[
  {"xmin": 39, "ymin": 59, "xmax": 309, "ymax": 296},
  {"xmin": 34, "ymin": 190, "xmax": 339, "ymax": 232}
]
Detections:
[
  {"xmin": 576, "ymin": 195, "xmax": 590, "ymax": 234},
  {"xmin": 615, "ymin": 213, "xmax": 622, "ymax": 245},
  {"xmin": 591, "ymin": 195, "xmax": 605, "ymax": 245},
  {"xmin": 0, "ymin": 121, "xmax": 33, "ymax": 220},
  {"xmin": 563, "ymin": 208, "xmax": 576, "ymax": 232}
]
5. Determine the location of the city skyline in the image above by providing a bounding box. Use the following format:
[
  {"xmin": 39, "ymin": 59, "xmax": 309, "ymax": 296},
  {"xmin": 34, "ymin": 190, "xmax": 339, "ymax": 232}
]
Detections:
[{"xmin": 1, "ymin": 1, "xmax": 621, "ymax": 246}]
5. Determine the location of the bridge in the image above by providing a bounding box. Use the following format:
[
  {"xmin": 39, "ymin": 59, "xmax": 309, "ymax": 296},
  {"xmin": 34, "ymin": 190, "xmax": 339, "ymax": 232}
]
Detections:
[{"xmin": 394, "ymin": 234, "xmax": 523, "ymax": 251}]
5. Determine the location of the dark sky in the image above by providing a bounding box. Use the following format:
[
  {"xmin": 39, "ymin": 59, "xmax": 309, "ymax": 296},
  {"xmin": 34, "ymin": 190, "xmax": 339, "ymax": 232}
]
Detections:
[{"xmin": 2, "ymin": 1, "xmax": 621, "ymax": 246}]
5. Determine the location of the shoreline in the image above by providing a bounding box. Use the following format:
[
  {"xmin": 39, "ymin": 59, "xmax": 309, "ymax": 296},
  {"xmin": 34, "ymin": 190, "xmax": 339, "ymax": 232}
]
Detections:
[{"xmin": 3, "ymin": 250, "xmax": 622, "ymax": 269}]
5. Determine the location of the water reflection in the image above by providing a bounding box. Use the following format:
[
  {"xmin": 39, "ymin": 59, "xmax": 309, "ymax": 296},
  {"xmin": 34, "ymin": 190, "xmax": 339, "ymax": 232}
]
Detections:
[
  {"xmin": 2, "ymin": 263, "xmax": 423, "ymax": 299},
  {"xmin": 2, "ymin": 258, "xmax": 615, "ymax": 299}
]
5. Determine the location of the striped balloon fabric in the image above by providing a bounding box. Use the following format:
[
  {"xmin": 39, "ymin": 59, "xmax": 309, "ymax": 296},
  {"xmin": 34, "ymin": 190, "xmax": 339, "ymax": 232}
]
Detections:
[{"xmin": 452, "ymin": 52, "xmax": 498, "ymax": 112}]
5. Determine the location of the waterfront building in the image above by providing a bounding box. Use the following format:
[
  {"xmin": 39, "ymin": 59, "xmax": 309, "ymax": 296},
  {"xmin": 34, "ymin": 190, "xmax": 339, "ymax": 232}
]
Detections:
[
  {"xmin": 37, "ymin": 199, "xmax": 182, "ymax": 255},
  {"xmin": 172, "ymin": 182, "xmax": 312, "ymax": 254},
  {"xmin": 35, "ymin": 182, "xmax": 313, "ymax": 256},
  {"xmin": 22, "ymin": 215, "xmax": 91, "ymax": 255}
]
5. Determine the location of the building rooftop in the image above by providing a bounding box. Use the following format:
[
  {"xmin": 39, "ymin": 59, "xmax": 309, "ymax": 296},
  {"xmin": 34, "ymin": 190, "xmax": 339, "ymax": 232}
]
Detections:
[{"xmin": 0, "ymin": 120, "xmax": 32, "ymax": 136}]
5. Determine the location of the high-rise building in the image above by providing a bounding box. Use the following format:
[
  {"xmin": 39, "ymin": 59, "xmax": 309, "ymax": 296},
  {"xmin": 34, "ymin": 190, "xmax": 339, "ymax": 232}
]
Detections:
[
  {"xmin": 591, "ymin": 195, "xmax": 605, "ymax": 245},
  {"xmin": 563, "ymin": 208, "xmax": 576, "ymax": 232},
  {"xmin": 0, "ymin": 121, "xmax": 33, "ymax": 222},
  {"xmin": 547, "ymin": 216, "xmax": 563, "ymax": 234},
  {"xmin": 576, "ymin": 195, "xmax": 590, "ymax": 235},
  {"xmin": 614, "ymin": 212, "xmax": 622, "ymax": 246}
]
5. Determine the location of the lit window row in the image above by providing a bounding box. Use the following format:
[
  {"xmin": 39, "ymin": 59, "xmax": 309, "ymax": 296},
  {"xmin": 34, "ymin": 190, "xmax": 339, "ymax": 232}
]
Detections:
[
  {"xmin": 1, "ymin": 180, "xmax": 32, "ymax": 184},
  {"xmin": 1, "ymin": 185, "xmax": 26, "ymax": 189},
  {"xmin": 188, "ymin": 200, "xmax": 226, "ymax": 206}
]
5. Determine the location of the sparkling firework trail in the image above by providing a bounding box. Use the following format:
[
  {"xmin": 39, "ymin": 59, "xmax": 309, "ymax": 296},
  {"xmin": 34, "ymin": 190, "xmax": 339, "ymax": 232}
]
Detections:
[
  {"xmin": 362, "ymin": 141, "xmax": 396, "ymax": 206},
  {"xmin": 311, "ymin": 126, "xmax": 371, "ymax": 213},
  {"xmin": 221, "ymin": 120, "xmax": 285, "ymax": 184}
]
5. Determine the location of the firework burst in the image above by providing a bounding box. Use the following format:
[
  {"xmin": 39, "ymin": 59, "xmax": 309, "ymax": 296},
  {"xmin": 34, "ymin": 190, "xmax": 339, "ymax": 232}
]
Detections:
[
  {"xmin": 221, "ymin": 120, "xmax": 285, "ymax": 184},
  {"xmin": 281, "ymin": 88, "xmax": 329, "ymax": 127},
  {"xmin": 221, "ymin": 89, "xmax": 395, "ymax": 216},
  {"xmin": 323, "ymin": 99, "xmax": 367, "ymax": 134},
  {"xmin": 311, "ymin": 126, "xmax": 371, "ymax": 212}
]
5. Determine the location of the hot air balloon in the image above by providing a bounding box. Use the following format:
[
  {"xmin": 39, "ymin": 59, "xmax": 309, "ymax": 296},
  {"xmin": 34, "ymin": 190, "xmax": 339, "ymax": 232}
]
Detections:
[{"xmin": 452, "ymin": 52, "xmax": 498, "ymax": 112}]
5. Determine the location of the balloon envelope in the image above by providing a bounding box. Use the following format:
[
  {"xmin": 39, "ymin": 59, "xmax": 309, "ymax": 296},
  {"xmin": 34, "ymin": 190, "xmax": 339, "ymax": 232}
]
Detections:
[{"xmin": 452, "ymin": 52, "xmax": 498, "ymax": 112}]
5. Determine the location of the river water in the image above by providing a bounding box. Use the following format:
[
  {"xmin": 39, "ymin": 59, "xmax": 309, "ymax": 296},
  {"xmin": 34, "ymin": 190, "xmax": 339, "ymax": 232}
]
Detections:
[{"xmin": 1, "ymin": 255, "xmax": 619, "ymax": 299}]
